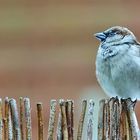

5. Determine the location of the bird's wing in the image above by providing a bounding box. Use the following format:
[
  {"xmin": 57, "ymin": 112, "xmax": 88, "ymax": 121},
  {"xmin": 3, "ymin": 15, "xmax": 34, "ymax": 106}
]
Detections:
[{"xmin": 131, "ymin": 44, "xmax": 140, "ymax": 67}]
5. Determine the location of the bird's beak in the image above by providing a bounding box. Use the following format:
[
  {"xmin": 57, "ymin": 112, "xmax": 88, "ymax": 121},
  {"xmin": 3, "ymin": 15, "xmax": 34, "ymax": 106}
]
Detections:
[{"xmin": 94, "ymin": 32, "xmax": 107, "ymax": 42}]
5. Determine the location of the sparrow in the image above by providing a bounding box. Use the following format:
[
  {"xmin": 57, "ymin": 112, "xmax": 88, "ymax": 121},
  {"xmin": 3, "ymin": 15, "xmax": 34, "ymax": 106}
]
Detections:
[{"xmin": 95, "ymin": 26, "xmax": 140, "ymax": 99}]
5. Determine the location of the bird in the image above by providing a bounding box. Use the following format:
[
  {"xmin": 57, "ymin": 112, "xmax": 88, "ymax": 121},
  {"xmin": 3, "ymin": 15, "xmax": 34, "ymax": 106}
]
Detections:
[{"xmin": 95, "ymin": 26, "xmax": 140, "ymax": 99}]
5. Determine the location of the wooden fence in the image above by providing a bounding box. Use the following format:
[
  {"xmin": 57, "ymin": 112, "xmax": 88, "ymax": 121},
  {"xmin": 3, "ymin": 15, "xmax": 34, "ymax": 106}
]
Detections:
[{"xmin": 0, "ymin": 97, "xmax": 139, "ymax": 140}]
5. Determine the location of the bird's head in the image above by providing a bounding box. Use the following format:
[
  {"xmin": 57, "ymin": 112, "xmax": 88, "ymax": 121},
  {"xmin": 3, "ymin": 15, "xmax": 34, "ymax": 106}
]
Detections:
[{"xmin": 95, "ymin": 26, "xmax": 138, "ymax": 46}]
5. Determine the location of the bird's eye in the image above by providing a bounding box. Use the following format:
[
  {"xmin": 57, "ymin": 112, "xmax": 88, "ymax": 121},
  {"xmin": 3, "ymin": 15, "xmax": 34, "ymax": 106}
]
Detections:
[
  {"xmin": 104, "ymin": 30, "xmax": 117, "ymax": 37},
  {"xmin": 109, "ymin": 32, "xmax": 114, "ymax": 36},
  {"xmin": 104, "ymin": 31, "xmax": 114, "ymax": 37}
]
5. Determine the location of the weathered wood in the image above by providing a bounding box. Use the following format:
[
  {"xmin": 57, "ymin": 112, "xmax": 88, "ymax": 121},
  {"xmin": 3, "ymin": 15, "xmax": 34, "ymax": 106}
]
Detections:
[
  {"xmin": 19, "ymin": 97, "xmax": 24, "ymax": 140},
  {"xmin": 0, "ymin": 99, "xmax": 3, "ymax": 140},
  {"xmin": 98, "ymin": 97, "xmax": 140, "ymax": 140},
  {"xmin": 66, "ymin": 100, "xmax": 74, "ymax": 140},
  {"xmin": 77, "ymin": 100, "xmax": 87, "ymax": 140},
  {"xmin": 9, "ymin": 98, "xmax": 21, "ymax": 140},
  {"xmin": 47, "ymin": 100, "xmax": 57, "ymax": 140},
  {"xmin": 24, "ymin": 98, "xmax": 32, "ymax": 140},
  {"xmin": 87, "ymin": 99, "xmax": 94, "ymax": 140},
  {"xmin": 37, "ymin": 103, "xmax": 44, "ymax": 140}
]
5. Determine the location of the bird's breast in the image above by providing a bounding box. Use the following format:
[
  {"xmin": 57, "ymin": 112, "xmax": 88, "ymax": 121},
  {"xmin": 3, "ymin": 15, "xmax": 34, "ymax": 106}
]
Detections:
[{"xmin": 96, "ymin": 51, "xmax": 117, "ymax": 96}]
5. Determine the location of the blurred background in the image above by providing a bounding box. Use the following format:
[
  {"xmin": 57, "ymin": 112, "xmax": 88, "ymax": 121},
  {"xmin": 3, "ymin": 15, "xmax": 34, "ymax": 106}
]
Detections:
[{"xmin": 0, "ymin": 0, "xmax": 140, "ymax": 139}]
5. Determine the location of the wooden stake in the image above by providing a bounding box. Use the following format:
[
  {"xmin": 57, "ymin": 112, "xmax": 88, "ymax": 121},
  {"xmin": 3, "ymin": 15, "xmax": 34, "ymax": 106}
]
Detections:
[
  {"xmin": 87, "ymin": 99, "xmax": 94, "ymax": 140},
  {"xmin": 37, "ymin": 103, "xmax": 44, "ymax": 140},
  {"xmin": 121, "ymin": 99, "xmax": 130, "ymax": 139},
  {"xmin": 8, "ymin": 112, "xmax": 13, "ymax": 140},
  {"xmin": 77, "ymin": 100, "xmax": 87, "ymax": 140},
  {"xmin": 47, "ymin": 100, "xmax": 57, "ymax": 140},
  {"xmin": 5, "ymin": 97, "xmax": 13, "ymax": 140},
  {"xmin": 0, "ymin": 99, "xmax": 2, "ymax": 140},
  {"xmin": 59, "ymin": 99, "xmax": 68, "ymax": 140},
  {"xmin": 66, "ymin": 100, "xmax": 74, "ymax": 140},
  {"xmin": 98, "ymin": 99, "xmax": 105, "ymax": 140},
  {"xmin": 4, "ymin": 97, "xmax": 9, "ymax": 140},
  {"xmin": 57, "ymin": 108, "xmax": 62, "ymax": 140},
  {"xmin": 125, "ymin": 99, "xmax": 140, "ymax": 140},
  {"xmin": 9, "ymin": 98, "xmax": 21, "ymax": 140},
  {"xmin": 24, "ymin": 98, "xmax": 32, "ymax": 140},
  {"xmin": 108, "ymin": 98, "xmax": 120, "ymax": 140},
  {"xmin": 20, "ymin": 97, "xmax": 24, "ymax": 140}
]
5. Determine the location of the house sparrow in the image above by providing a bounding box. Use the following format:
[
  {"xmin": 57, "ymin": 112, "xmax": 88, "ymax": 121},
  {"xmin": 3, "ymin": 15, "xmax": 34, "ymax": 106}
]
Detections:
[{"xmin": 95, "ymin": 26, "xmax": 140, "ymax": 99}]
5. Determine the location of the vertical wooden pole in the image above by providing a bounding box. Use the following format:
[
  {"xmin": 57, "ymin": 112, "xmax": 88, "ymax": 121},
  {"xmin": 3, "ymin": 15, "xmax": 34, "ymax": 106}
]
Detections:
[
  {"xmin": 0, "ymin": 99, "xmax": 3, "ymax": 140},
  {"xmin": 87, "ymin": 99, "xmax": 94, "ymax": 140},
  {"xmin": 24, "ymin": 98, "xmax": 32, "ymax": 140},
  {"xmin": 19, "ymin": 97, "xmax": 24, "ymax": 140},
  {"xmin": 77, "ymin": 100, "xmax": 87, "ymax": 140},
  {"xmin": 66, "ymin": 100, "xmax": 74, "ymax": 140},
  {"xmin": 37, "ymin": 103, "xmax": 44, "ymax": 140},
  {"xmin": 47, "ymin": 100, "xmax": 56, "ymax": 140},
  {"xmin": 9, "ymin": 98, "xmax": 21, "ymax": 140}
]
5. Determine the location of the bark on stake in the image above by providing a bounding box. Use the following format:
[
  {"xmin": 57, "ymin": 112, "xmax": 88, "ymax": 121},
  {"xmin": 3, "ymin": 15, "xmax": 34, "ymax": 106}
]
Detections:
[
  {"xmin": 0, "ymin": 99, "xmax": 3, "ymax": 140},
  {"xmin": 9, "ymin": 98, "xmax": 21, "ymax": 140},
  {"xmin": 4, "ymin": 97, "xmax": 9, "ymax": 140},
  {"xmin": 77, "ymin": 100, "xmax": 87, "ymax": 140},
  {"xmin": 20, "ymin": 97, "xmax": 24, "ymax": 140},
  {"xmin": 87, "ymin": 99, "xmax": 94, "ymax": 140},
  {"xmin": 47, "ymin": 100, "xmax": 56, "ymax": 140},
  {"xmin": 8, "ymin": 112, "xmax": 13, "ymax": 140},
  {"xmin": 66, "ymin": 100, "xmax": 74, "ymax": 140},
  {"xmin": 110, "ymin": 97, "xmax": 121, "ymax": 140},
  {"xmin": 98, "ymin": 99, "xmax": 105, "ymax": 140},
  {"xmin": 103, "ymin": 99, "xmax": 110, "ymax": 140},
  {"xmin": 24, "ymin": 98, "xmax": 32, "ymax": 140},
  {"xmin": 57, "ymin": 106, "xmax": 62, "ymax": 140},
  {"xmin": 59, "ymin": 99, "xmax": 68, "ymax": 140},
  {"xmin": 125, "ymin": 99, "xmax": 140, "ymax": 140},
  {"xmin": 37, "ymin": 103, "xmax": 43, "ymax": 140}
]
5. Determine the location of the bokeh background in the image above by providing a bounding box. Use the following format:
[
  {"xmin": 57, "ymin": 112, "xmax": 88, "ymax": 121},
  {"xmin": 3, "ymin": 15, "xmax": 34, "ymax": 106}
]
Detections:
[{"xmin": 0, "ymin": 0, "xmax": 140, "ymax": 139}]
